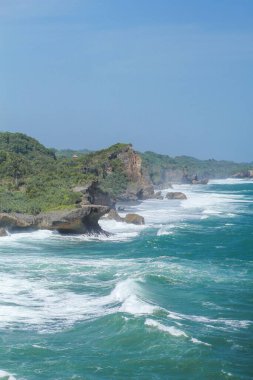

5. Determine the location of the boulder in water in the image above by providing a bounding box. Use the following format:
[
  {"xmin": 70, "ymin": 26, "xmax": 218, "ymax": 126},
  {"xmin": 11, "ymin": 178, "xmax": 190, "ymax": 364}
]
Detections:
[
  {"xmin": 166, "ymin": 192, "xmax": 187, "ymax": 200},
  {"xmin": 0, "ymin": 228, "xmax": 7, "ymax": 237},
  {"xmin": 124, "ymin": 213, "xmax": 145, "ymax": 225},
  {"xmin": 103, "ymin": 209, "xmax": 124, "ymax": 222},
  {"xmin": 153, "ymin": 191, "xmax": 164, "ymax": 200}
]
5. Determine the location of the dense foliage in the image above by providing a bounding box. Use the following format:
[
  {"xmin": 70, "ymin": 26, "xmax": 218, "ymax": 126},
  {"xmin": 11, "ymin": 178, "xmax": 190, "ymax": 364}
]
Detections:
[
  {"xmin": 0, "ymin": 133, "xmax": 129, "ymax": 214},
  {"xmin": 0, "ymin": 132, "xmax": 251, "ymax": 214}
]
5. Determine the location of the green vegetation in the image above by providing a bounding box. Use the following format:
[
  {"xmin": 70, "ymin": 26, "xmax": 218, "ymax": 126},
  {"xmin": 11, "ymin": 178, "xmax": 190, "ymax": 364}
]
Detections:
[
  {"xmin": 54, "ymin": 148, "xmax": 91, "ymax": 158},
  {"xmin": 0, "ymin": 133, "xmax": 129, "ymax": 214},
  {"xmin": 0, "ymin": 131, "xmax": 251, "ymax": 214},
  {"xmin": 141, "ymin": 151, "xmax": 252, "ymax": 185}
]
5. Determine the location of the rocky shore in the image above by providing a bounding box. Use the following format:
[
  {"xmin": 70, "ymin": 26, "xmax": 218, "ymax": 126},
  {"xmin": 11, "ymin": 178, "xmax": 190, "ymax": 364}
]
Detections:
[{"xmin": 0, "ymin": 205, "xmax": 110, "ymax": 236}]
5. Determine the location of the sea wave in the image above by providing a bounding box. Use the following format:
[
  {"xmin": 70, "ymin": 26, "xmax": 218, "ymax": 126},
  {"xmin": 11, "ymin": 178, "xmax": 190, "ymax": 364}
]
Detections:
[{"xmin": 0, "ymin": 370, "xmax": 16, "ymax": 380}]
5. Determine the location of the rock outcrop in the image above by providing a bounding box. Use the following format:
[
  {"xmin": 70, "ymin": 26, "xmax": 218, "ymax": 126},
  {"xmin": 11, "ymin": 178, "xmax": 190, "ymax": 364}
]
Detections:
[
  {"xmin": 232, "ymin": 170, "xmax": 253, "ymax": 179},
  {"xmin": 116, "ymin": 145, "xmax": 154, "ymax": 201},
  {"xmin": 0, "ymin": 205, "xmax": 110, "ymax": 235},
  {"xmin": 166, "ymin": 192, "xmax": 187, "ymax": 200},
  {"xmin": 124, "ymin": 213, "xmax": 145, "ymax": 225},
  {"xmin": 152, "ymin": 191, "xmax": 164, "ymax": 200},
  {"xmin": 73, "ymin": 181, "xmax": 115, "ymax": 208},
  {"xmin": 103, "ymin": 210, "xmax": 145, "ymax": 225},
  {"xmin": 182, "ymin": 175, "xmax": 208, "ymax": 185},
  {"xmin": 104, "ymin": 209, "xmax": 124, "ymax": 222},
  {"xmin": 0, "ymin": 228, "xmax": 7, "ymax": 237}
]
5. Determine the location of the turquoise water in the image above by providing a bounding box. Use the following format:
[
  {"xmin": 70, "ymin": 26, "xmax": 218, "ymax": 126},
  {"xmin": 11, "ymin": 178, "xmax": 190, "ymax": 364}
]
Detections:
[{"xmin": 0, "ymin": 180, "xmax": 252, "ymax": 380}]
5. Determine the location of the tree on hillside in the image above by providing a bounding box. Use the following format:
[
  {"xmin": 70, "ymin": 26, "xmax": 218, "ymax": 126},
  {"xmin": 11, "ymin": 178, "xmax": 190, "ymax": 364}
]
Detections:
[{"xmin": 4, "ymin": 154, "xmax": 29, "ymax": 187}]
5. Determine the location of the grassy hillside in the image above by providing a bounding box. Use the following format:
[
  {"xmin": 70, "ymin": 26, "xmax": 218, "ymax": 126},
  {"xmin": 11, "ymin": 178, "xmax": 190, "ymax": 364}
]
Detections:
[
  {"xmin": 0, "ymin": 133, "xmax": 129, "ymax": 214},
  {"xmin": 1, "ymin": 132, "xmax": 251, "ymax": 214}
]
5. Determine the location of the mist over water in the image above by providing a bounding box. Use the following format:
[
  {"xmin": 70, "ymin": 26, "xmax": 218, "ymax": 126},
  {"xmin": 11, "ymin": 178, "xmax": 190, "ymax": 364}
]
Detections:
[{"xmin": 0, "ymin": 179, "xmax": 252, "ymax": 380}]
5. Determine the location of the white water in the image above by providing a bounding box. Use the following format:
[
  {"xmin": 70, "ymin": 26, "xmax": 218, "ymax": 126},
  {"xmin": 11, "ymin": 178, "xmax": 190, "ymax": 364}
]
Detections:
[
  {"xmin": 0, "ymin": 179, "xmax": 250, "ymax": 244},
  {"xmin": 0, "ymin": 370, "xmax": 16, "ymax": 380},
  {"xmin": 0, "ymin": 179, "xmax": 251, "ymax": 336}
]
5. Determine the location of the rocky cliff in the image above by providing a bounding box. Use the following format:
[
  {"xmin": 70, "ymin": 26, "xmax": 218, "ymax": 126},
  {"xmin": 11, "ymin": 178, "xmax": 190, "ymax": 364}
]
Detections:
[
  {"xmin": 141, "ymin": 151, "xmax": 253, "ymax": 187},
  {"xmin": 0, "ymin": 133, "xmax": 155, "ymax": 235},
  {"xmin": 114, "ymin": 145, "xmax": 154, "ymax": 200},
  {"xmin": 232, "ymin": 170, "xmax": 253, "ymax": 179}
]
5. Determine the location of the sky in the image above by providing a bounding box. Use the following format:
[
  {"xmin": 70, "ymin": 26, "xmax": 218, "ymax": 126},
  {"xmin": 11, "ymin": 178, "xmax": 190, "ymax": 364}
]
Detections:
[{"xmin": 0, "ymin": 0, "xmax": 253, "ymax": 161}]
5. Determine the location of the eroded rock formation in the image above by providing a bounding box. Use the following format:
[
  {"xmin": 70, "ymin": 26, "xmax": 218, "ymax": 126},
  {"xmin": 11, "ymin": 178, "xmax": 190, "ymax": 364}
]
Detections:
[
  {"xmin": 116, "ymin": 145, "xmax": 154, "ymax": 201},
  {"xmin": 103, "ymin": 210, "xmax": 145, "ymax": 225},
  {"xmin": 0, "ymin": 205, "xmax": 110, "ymax": 235},
  {"xmin": 166, "ymin": 192, "xmax": 187, "ymax": 200}
]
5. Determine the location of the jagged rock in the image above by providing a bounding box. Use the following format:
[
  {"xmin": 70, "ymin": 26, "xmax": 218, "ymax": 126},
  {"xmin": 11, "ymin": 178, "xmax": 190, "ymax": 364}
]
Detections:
[
  {"xmin": 0, "ymin": 228, "xmax": 7, "ymax": 237},
  {"xmin": 166, "ymin": 192, "xmax": 187, "ymax": 200},
  {"xmin": 124, "ymin": 213, "xmax": 145, "ymax": 225},
  {"xmin": 191, "ymin": 179, "xmax": 209, "ymax": 185},
  {"xmin": 103, "ymin": 209, "xmax": 124, "ymax": 222},
  {"xmin": 0, "ymin": 205, "xmax": 110, "ymax": 235},
  {"xmin": 115, "ymin": 146, "xmax": 154, "ymax": 201},
  {"xmin": 232, "ymin": 170, "xmax": 253, "ymax": 178},
  {"xmin": 153, "ymin": 191, "xmax": 164, "ymax": 200},
  {"xmin": 73, "ymin": 181, "xmax": 115, "ymax": 207},
  {"xmin": 103, "ymin": 210, "xmax": 145, "ymax": 226}
]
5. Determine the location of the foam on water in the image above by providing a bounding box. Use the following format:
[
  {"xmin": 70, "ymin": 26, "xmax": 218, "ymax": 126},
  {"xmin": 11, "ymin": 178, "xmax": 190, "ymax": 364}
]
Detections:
[
  {"xmin": 191, "ymin": 338, "xmax": 211, "ymax": 347},
  {"xmin": 0, "ymin": 178, "xmax": 251, "ymax": 245},
  {"xmin": 145, "ymin": 319, "xmax": 212, "ymax": 347},
  {"xmin": 112, "ymin": 179, "xmax": 251, "ymax": 239},
  {"xmin": 166, "ymin": 310, "xmax": 251, "ymax": 330},
  {"xmin": 0, "ymin": 179, "xmax": 252, "ymax": 378},
  {"xmin": 145, "ymin": 318, "xmax": 188, "ymax": 337},
  {"xmin": 0, "ymin": 370, "xmax": 16, "ymax": 380},
  {"xmin": 210, "ymin": 178, "xmax": 253, "ymax": 185},
  {"xmin": 0, "ymin": 230, "xmax": 54, "ymax": 247},
  {"xmin": 0, "ymin": 274, "xmax": 157, "ymax": 332}
]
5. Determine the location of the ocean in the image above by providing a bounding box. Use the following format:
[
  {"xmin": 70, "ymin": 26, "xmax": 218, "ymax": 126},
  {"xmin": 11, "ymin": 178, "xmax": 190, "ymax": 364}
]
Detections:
[{"xmin": 0, "ymin": 179, "xmax": 252, "ymax": 380}]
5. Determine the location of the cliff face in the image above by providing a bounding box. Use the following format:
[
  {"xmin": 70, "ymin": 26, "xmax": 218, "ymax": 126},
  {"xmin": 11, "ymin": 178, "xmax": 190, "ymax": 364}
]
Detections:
[
  {"xmin": 232, "ymin": 170, "xmax": 253, "ymax": 178},
  {"xmin": 114, "ymin": 145, "xmax": 154, "ymax": 201},
  {"xmin": 141, "ymin": 151, "xmax": 253, "ymax": 187},
  {"xmin": 73, "ymin": 145, "xmax": 155, "ymax": 204}
]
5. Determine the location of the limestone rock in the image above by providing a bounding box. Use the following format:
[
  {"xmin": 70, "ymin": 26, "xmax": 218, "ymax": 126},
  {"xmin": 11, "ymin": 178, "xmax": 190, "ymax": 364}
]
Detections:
[
  {"xmin": 232, "ymin": 170, "xmax": 253, "ymax": 179},
  {"xmin": 115, "ymin": 145, "xmax": 155, "ymax": 201},
  {"xmin": 0, "ymin": 228, "xmax": 7, "ymax": 237},
  {"xmin": 0, "ymin": 205, "xmax": 110, "ymax": 235},
  {"xmin": 166, "ymin": 192, "xmax": 187, "ymax": 200},
  {"xmin": 124, "ymin": 213, "xmax": 145, "ymax": 225},
  {"xmin": 73, "ymin": 181, "xmax": 115, "ymax": 207},
  {"xmin": 103, "ymin": 209, "xmax": 124, "ymax": 222},
  {"xmin": 153, "ymin": 191, "xmax": 164, "ymax": 200}
]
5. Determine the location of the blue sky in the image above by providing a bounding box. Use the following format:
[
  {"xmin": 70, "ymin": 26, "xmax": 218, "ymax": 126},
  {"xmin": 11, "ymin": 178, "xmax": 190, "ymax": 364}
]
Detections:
[{"xmin": 0, "ymin": 0, "xmax": 252, "ymax": 161}]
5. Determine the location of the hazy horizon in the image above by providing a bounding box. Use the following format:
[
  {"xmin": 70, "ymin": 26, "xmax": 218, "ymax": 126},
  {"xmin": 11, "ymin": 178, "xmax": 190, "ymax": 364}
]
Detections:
[{"xmin": 1, "ymin": 0, "xmax": 253, "ymax": 161}]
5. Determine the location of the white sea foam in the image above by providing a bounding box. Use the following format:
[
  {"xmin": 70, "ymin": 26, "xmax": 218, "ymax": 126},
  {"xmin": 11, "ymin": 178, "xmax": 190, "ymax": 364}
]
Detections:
[
  {"xmin": 157, "ymin": 224, "xmax": 176, "ymax": 236},
  {"xmin": 0, "ymin": 274, "xmax": 157, "ymax": 332},
  {"xmin": 145, "ymin": 319, "xmax": 188, "ymax": 337},
  {"xmin": 0, "ymin": 370, "xmax": 16, "ymax": 380},
  {"xmin": 221, "ymin": 370, "xmax": 233, "ymax": 377},
  {"xmin": 191, "ymin": 338, "xmax": 211, "ymax": 347},
  {"xmin": 109, "ymin": 180, "xmax": 250, "ymax": 239},
  {"xmin": 0, "ymin": 178, "xmax": 251, "ymax": 244},
  {"xmin": 145, "ymin": 319, "xmax": 212, "ymax": 346},
  {"xmin": 166, "ymin": 309, "xmax": 251, "ymax": 330},
  {"xmin": 210, "ymin": 178, "xmax": 253, "ymax": 185},
  {"xmin": 108, "ymin": 278, "xmax": 158, "ymax": 315}
]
